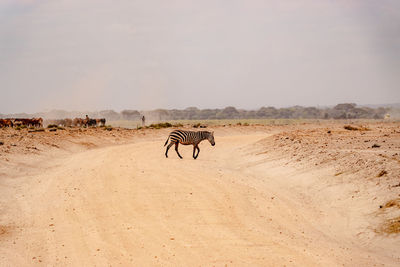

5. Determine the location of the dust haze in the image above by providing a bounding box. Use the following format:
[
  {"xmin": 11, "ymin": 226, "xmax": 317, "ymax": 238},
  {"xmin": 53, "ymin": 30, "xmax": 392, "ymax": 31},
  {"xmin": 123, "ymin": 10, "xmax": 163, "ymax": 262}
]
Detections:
[{"xmin": 1, "ymin": 0, "xmax": 400, "ymax": 113}]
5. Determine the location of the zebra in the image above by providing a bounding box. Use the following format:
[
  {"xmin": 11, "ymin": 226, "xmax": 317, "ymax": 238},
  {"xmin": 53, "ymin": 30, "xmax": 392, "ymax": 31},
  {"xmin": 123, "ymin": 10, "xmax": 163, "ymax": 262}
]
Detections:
[{"xmin": 164, "ymin": 130, "xmax": 215, "ymax": 159}]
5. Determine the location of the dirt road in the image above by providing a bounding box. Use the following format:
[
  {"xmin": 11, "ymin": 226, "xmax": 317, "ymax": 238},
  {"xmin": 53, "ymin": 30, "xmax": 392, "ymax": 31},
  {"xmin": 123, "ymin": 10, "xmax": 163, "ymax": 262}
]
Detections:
[{"xmin": 0, "ymin": 132, "xmax": 399, "ymax": 266}]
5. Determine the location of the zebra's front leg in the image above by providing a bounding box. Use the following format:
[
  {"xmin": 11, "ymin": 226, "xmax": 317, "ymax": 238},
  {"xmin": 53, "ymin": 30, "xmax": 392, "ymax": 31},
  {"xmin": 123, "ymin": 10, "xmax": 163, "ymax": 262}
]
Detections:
[
  {"xmin": 194, "ymin": 145, "xmax": 200, "ymax": 159},
  {"xmin": 175, "ymin": 143, "xmax": 183, "ymax": 159},
  {"xmin": 165, "ymin": 142, "xmax": 174, "ymax": 158}
]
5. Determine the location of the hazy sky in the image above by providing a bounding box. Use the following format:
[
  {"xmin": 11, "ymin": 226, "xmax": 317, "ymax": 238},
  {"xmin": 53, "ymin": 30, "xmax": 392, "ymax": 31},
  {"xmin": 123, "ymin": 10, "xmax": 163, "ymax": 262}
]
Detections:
[{"xmin": 1, "ymin": 0, "xmax": 399, "ymax": 113}]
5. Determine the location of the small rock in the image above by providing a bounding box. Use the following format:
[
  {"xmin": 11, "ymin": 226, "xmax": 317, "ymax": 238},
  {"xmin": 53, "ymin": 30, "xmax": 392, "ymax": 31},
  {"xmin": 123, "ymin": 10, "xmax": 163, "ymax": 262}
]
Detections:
[
  {"xmin": 372, "ymin": 144, "xmax": 380, "ymax": 148},
  {"xmin": 0, "ymin": 141, "xmax": 3, "ymax": 145}
]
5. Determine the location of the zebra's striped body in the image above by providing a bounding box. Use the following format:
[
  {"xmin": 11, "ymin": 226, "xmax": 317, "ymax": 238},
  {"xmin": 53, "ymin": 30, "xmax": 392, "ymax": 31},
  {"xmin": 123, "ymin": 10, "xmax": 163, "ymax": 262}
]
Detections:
[{"xmin": 164, "ymin": 130, "xmax": 215, "ymax": 159}]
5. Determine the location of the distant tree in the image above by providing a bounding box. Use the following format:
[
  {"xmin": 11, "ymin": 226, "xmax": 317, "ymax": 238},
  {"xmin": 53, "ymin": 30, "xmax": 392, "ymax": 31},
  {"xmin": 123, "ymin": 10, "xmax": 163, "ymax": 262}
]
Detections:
[
  {"xmin": 216, "ymin": 106, "xmax": 239, "ymax": 119},
  {"xmin": 121, "ymin": 110, "xmax": 140, "ymax": 120},
  {"xmin": 278, "ymin": 108, "xmax": 294, "ymax": 118},
  {"xmin": 257, "ymin": 107, "xmax": 278, "ymax": 118},
  {"xmin": 302, "ymin": 107, "xmax": 321, "ymax": 118},
  {"xmin": 153, "ymin": 109, "xmax": 169, "ymax": 120},
  {"xmin": 333, "ymin": 103, "xmax": 356, "ymax": 111},
  {"xmin": 99, "ymin": 110, "xmax": 121, "ymax": 121},
  {"xmin": 184, "ymin": 107, "xmax": 200, "ymax": 120},
  {"xmin": 199, "ymin": 109, "xmax": 217, "ymax": 119}
]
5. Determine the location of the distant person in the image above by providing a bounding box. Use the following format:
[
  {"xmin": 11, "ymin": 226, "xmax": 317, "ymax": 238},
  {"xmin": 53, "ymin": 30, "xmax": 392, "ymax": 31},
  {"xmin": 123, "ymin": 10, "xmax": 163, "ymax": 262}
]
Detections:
[{"xmin": 141, "ymin": 115, "xmax": 145, "ymax": 126}]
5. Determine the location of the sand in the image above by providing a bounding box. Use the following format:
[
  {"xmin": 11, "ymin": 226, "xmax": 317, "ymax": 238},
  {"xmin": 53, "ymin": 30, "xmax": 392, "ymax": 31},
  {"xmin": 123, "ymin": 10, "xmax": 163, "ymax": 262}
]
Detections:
[{"xmin": 0, "ymin": 123, "xmax": 399, "ymax": 266}]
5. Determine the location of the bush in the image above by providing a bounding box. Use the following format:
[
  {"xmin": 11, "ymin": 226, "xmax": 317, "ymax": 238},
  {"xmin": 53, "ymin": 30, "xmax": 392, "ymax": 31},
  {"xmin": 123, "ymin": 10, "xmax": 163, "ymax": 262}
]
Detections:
[
  {"xmin": 28, "ymin": 128, "xmax": 45, "ymax": 133},
  {"xmin": 147, "ymin": 122, "xmax": 172, "ymax": 129},
  {"xmin": 47, "ymin": 124, "xmax": 58, "ymax": 128},
  {"xmin": 104, "ymin": 126, "xmax": 113, "ymax": 131},
  {"xmin": 344, "ymin": 125, "xmax": 370, "ymax": 131}
]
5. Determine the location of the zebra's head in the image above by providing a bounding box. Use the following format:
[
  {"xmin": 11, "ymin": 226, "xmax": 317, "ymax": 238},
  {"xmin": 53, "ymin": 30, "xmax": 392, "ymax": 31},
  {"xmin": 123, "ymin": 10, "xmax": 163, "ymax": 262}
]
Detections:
[{"xmin": 207, "ymin": 131, "xmax": 215, "ymax": 146}]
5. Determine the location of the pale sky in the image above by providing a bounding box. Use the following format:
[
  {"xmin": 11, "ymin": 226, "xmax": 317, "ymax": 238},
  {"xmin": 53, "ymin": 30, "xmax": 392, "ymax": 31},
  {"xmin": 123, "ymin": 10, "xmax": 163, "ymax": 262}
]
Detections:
[{"xmin": 1, "ymin": 0, "xmax": 399, "ymax": 113}]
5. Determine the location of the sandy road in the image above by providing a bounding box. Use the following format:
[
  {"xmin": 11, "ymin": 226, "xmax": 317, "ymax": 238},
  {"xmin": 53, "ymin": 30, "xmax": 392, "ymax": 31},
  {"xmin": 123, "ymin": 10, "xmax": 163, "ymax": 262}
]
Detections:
[{"xmin": 0, "ymin": 132, "xmax": 399, "ymax": 266}]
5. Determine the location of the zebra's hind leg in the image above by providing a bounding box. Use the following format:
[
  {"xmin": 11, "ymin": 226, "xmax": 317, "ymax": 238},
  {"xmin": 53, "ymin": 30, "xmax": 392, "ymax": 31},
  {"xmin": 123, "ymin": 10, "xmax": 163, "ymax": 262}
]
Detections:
[
  {"xmin": 175, "ymin": 143, "xmax": 183, "ymax": 159},
  {"xmin": 165, "ymin": 142, "xmax": 174, "ymax": 158}
]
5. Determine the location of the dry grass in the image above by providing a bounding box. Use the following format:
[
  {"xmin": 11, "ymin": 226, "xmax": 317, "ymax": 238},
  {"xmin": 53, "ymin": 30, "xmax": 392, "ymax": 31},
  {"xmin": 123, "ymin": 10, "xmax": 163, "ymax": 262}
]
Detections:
[
  {"xmin": 383, "ymin": 198, "xmax": 400, "ymax": 209},
  {"xmin": 377, "ymin": 216, "xmax": 400, "ymax": 234},
  {"xmin": 344, "ymin": 125, "xmax": 370, "ymax": 131},
  {"xmin": 376, "ymin": 199, "xmax": 400, "ymax": 235},
  {"xmin": 146, "ymin": 122, "xmax": 173, "ymax": 129},
  {"xmin": 0, "ymin": 225, "xmax": 14, "ymax": 239},
  {"xmin": 377, "ymin": 170, "xmax": 388, "ymax": 177},
  {"xmin": 28, "ymin": 128, "xmax": 45, "ymax": 133}
]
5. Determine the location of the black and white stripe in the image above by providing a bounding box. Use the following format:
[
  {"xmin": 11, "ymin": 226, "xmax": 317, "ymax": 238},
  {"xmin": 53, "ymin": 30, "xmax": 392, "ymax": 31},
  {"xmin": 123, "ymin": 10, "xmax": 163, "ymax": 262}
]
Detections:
[{"xmin": 164, "ymin": 130, "xmax": 215, "ymax": 159}]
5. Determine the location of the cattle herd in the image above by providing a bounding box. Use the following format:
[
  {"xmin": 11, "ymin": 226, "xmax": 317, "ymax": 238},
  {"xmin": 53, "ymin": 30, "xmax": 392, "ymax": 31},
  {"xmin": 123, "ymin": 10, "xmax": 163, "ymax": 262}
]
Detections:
[
  {"xmin": 0, "ymin": 116, "xmax": 106, "ymax": 128},
  {"xmin": 48, "ymin": 117, "xmax": 106, "ymax": 127},
  {"xmin": 0, "ymin": 118, "xmax": 43, "ymax": 128}
]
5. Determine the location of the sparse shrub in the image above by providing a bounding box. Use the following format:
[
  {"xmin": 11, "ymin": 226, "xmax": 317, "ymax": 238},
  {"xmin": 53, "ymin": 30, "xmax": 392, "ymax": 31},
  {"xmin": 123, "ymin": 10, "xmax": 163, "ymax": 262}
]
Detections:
[
  {"xmin": 172, "ymin": 123, "xmax": 183, "ymax": 127},
  {"xmin": 28, "ymin": 128, "xmax": 45, "ymax": 133},
  {"xmin": 137, "ymin": 126, "xmax": 142, "ymax": 130},
  {"xmin": 192, "ymin": 123, "xmax": 201, "ymax": 128},
  {"xmin": 382, "ymin": 199, "xmax": 400, "ymax": 209},
  {"xmin": 376, "ymin": 216, "xmax": 400, "ymax": 234},
  {"xmin": 57, "ymin": 126, "xmax": 65, "ymax": 130},
  {"xmin": 29, "ymin": 126, "xmax": 35, "ymax": 130},
  {"xmin": 148, "ymin": 122, "xmax": 172, "ymax": 129},
  {"xmin": 344, "ymin": 125, "xmax": 370, "ymax": 131},
  {"xmin": 243, "ymin": 122, "xmax": 249, "ymax": 126},
  {"xmin": 47, "ymin": 124, "xmax": 58, "ymax": 128},
  {"xmin": 377, "ymin": 170, "xmax": 387, "ymax": 177},
  {"xmin": 49, "ymin": 128, "xmax": 57, "ymax": 132},
  {"xmin": 105, "ymin": 125, "xmax": 113, "ymax": 131},
  {"xmin": 237, "ymin": 122, "xmax": 242, "ymax": 126},
  {"xmin": 15, "ymin": 126, "xmax": 22, "ymax": 130},
  {"xmin": 344, "ymin": 125, "xmax": 358, "ymax": 131}
]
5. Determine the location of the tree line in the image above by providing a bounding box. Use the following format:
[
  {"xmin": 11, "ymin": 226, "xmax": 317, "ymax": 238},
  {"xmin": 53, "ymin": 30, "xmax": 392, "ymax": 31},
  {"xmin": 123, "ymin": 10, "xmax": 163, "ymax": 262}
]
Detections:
[{"xmin": 1, "ymin": 103, "xmax": 396, "ymax": 122}]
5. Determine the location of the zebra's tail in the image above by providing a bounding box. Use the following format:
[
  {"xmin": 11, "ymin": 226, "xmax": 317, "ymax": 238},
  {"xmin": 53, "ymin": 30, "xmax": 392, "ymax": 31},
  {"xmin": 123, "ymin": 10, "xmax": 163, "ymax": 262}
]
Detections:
[{"xmin": 164, "ymin": 135, "xmax": 170, "ymax": 146}]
